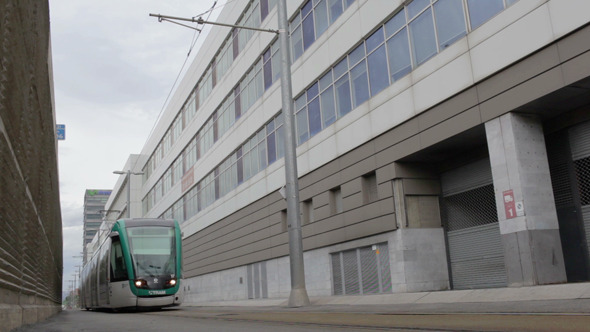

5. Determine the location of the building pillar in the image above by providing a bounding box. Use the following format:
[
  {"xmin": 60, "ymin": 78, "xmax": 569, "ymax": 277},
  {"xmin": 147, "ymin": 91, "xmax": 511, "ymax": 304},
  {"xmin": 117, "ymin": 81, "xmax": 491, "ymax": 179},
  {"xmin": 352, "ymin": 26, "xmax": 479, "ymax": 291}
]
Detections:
[
  {"xmin": 485, "ymin": 113, "xmax": 567, "ymax": 286},
  {"xmin": 388, "ymin": 163, "xmax": 449, "ymax": 292}
]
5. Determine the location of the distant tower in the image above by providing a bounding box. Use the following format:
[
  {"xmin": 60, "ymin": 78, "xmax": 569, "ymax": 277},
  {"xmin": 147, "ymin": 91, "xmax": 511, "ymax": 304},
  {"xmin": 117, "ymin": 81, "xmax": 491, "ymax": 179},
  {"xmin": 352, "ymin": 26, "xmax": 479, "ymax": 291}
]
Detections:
[{"xmin": 82, "ymin": 189, "xmax": 111, "ymax": 264}]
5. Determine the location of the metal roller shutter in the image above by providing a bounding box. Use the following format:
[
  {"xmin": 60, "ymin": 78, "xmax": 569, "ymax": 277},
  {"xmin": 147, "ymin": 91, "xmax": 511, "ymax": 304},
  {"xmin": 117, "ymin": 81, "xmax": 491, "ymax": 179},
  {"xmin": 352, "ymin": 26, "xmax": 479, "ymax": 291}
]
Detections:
[
  {"xmin": 441, "ymin": 158, "xmax": 507, "ymax": 290},
  {"xmin": 343, "ymin": 250, "xmax": 360, "ymax": 295},
  {"xmin": 331, "ymin": 243, "xmax": 391, "ymax": 295},
  {"xmin": 359, "ymin": 246, "xmax": 380, "ymax": 294},
  {"xmin": 447, "ymin": 223, "xmax": 507, "ymax": 289},
  {"xmin": 569, "ymin": 120, "xmax": 590, "ymax": 160},
  {"xmin": 571, "ymin": 121, "xmax": 590, "ymax": 273},
  {"xmin": 583, "ymin": 206, "xmax": 590, "ymax": 261}
]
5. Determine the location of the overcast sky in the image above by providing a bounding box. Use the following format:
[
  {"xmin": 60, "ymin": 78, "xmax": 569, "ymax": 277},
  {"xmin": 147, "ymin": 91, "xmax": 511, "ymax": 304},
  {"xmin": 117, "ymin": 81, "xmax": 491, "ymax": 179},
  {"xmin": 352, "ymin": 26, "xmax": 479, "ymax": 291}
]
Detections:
[{"xmin": 49, "ymin": 0, "xmax": 224, "ymax": 298}]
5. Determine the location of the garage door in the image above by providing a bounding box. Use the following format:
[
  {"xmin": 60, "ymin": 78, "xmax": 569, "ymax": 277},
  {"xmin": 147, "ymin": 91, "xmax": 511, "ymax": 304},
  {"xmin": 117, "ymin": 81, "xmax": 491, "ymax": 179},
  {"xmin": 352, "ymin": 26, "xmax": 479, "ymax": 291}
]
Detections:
[
  {"xmin": 570, "ymin": 121, "xmax": 590, "ymax": 271},
  {"xmin": 441, "ymin": 158, "xmax": 507, "ymax": 289}
]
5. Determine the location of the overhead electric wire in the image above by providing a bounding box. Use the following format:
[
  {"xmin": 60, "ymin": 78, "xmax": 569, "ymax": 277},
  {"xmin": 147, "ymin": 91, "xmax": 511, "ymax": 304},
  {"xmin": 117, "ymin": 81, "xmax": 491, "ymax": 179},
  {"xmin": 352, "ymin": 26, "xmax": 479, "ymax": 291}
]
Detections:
[{"xmin": 146, "ymin": 0, "xmax": 220, "ymax": 144}]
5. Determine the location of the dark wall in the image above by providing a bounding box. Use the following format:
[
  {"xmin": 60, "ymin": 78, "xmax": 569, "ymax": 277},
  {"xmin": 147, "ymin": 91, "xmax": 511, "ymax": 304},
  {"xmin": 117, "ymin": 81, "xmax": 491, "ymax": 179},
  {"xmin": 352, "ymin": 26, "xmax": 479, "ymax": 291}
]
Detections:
[{"xmin": 0, "ymin": 0, "xmax": 63, "ymax": 329}]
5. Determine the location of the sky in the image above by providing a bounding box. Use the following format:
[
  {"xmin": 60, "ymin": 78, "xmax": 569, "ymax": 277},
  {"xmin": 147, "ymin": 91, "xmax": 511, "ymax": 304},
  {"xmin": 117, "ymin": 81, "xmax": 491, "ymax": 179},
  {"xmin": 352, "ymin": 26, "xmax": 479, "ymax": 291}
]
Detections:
[{"xmin": 48, "ymin": 0, "xmax": 224, "ymax": 298}]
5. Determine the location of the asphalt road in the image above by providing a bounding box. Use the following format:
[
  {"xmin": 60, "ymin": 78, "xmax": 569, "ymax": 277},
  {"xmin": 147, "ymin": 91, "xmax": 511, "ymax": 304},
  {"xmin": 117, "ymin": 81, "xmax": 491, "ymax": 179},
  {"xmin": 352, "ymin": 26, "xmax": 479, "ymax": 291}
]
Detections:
[{"xmin": 11, "ymin": 302, "xmax": 590, "ymax": 332}]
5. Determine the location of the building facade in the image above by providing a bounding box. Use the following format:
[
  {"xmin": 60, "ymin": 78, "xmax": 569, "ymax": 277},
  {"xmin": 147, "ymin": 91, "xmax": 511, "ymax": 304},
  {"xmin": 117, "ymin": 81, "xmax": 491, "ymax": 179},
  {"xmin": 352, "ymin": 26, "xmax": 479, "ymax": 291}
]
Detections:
[
  {"xmin": 82, "ymin": 189, "xmax": 111, "ymax": 264},
  {"xmin": 0, "ymin": 0, "xmax": 63, "ymax": 328},
  {"xmin": 83, "ymin": 155, "xmax": 145, "ymax": 263},
  {"xmin": 131, "ymin": 0, "xmax": 590, "ymax": 303}
]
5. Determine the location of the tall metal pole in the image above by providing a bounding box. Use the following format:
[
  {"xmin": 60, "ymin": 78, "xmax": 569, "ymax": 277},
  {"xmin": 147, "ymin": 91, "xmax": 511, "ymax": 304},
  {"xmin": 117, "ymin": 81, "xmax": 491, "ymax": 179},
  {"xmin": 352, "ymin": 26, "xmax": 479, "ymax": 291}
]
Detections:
[
  {"xmin": 149, "ymin": 4, "xmax": 309, "ymax": 307},
  {"xmin": 277, "ymin": 0, "xmax": 310, "ymax": 307}
]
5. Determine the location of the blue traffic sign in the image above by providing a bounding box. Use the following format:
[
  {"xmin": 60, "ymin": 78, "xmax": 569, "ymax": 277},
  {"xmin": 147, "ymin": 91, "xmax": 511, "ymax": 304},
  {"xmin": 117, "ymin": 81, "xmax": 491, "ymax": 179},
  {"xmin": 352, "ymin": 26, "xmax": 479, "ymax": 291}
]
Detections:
[{"xmin": 56, "ymin": 124, "xmax": 65, "ymax": 140}]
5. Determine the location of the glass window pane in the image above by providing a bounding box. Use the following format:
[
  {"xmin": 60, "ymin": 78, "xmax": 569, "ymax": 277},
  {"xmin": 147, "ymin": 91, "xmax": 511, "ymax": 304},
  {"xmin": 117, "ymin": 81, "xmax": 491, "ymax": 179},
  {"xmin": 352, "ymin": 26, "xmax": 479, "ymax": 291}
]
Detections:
[
  {"xmin": 335, "ymin": 75, "xmax": 352, "ymax": 117},
  {"xmin": 266, "ymin": 119, "xmax": 275, "ymax": 132},
  {"xmin": 367, "ymin": 45, "xmax": 389, "ymax": 96},
  {"xmin": 366, "ymin": 27, "xmax": 384, "ymax": 53},
  {"xmin": 251, "ymin": 146, "xmax": 259, "ymax": 176},
  {"xmin": 255, "ymin": 66, "xmax": 263, "ymax": 97},
  {"xmin": 276, "ymin": 125, "xmax": 285, "ymax": 158},
  {"xmin": 307, "ymin": 82, "xmax": 319, "ymax": 100},
  {"xmin": 295, "ymin": 94, "xmax": 307, "ymax": 112},
  {"xmin": 258, "ymin": 141, "xmax": 267, "ymax": 169},
  {"xmin": 292, "ymin": 25, "xmax": 304, "ymax": 60},
  {"xmin": 296, "ymin": 108, "xmax": 310, "ymax": 144},
  {"xmin": 320, "ymin": 86, "xmax": 336, "ymax": 127},
  {"xmin": 409, "ymin": 8, "xmax": 437, "ymax": 66},
  {"xmin": 308, "ymin": 98, "xmax": 322, "ymax": 137},
  {"xmin": 391, "ymin": 30, "xmax": 422, "ymax": 82},
  {"xmin": 302, "ymin": 0, "xmax": 313, "ymax": 17},
  {"xmin": 319, "ymin": 70, "xmax": 333, "ymax": 91},
  {"xmin": 291, "ymin": 14, "xmax": 301, "ymax": 32},
  {"xmin": 467, "ymin": 0, "xmax": 503, "ymax": 30},
  {"xmin": 407, "ymin": 0, "xmax": 430, "ymax": 20},
  {"xmin": 385, "ymin": 10, "xmax": 406, "ymax": 37},
  {"xmin": 261, "ymin": 0, "xmax": 269, "ymax": 21},
  {"xmin": 237, "ymin": 153, "xmax": 244, "ymax": 183},
  {"xmin": 350, "ymin": 60, "xmax": 369, "ymax": 107},
  {"xmin": 329, "ymin": 0, "xmax": 343, "ymax": 23},
  {"xmin": 334, "ymin": 57, "xmax": 348, "ymax": 79},
  {"xmin": 315, "ymin": 0, "xmax": 329, "ymax": 37},
  {"xmin": 434, "ymin": 0, "xmax": 466, "ymax": 50},
  {"xmin": 303, "ymin": 14, "xmax": 316, "ymax": 50},
  {"xmin": 348, "ymin": 43, "xmax": 365, "ymax": 67},
  {"xmin": 267, "ymin": 132, "xmax": 276, "ymax": 164},
  {"xmin": 271, "ymin": 46, "xmax": 281, "ymax": 82},
  {"xmin": 263, "ymin": 49, "xmax": 272, "ymax": 89}
]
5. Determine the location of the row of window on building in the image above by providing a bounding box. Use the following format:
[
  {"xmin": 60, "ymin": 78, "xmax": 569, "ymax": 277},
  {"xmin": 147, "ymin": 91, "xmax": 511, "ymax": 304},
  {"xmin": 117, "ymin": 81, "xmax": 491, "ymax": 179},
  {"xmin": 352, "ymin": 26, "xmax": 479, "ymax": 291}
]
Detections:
[
  {"xmin": 294, "ymin": 0, "xmax": 518, "ymax": 145},
  {"xmin": 142, "ymin": 0, "xmax": 358, "ymax": 213},
  {"xmin": 144, "ymin": 0, "xmax": 518, "ymax": 220}
]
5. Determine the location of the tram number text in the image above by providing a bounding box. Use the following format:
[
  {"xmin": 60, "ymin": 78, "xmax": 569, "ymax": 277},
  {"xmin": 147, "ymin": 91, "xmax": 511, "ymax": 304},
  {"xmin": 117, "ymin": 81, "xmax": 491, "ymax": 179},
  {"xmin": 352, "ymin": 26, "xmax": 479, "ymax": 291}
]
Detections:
[{"xmin": 149, "ymin": 290, "xmax": 166, "ymax": 295}]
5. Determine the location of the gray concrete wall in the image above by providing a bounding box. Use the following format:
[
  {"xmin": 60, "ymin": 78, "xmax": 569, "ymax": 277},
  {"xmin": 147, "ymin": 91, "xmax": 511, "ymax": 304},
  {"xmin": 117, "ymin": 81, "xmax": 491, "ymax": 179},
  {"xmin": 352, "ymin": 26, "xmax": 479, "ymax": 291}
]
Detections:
[
  {"xmin": 0, "ymin": 1, "xmax": 63, "ymax": 330},
  {"xmin": 183, "ymin": 228, "xmax": 449, "ymax": 304},
  {"xmin": 389, "ymin": 228, "xmax": 449, "ymax": 293},
  {"xmin": 486, "ymin": 113, "xmax": 567, "ymax": 286}
]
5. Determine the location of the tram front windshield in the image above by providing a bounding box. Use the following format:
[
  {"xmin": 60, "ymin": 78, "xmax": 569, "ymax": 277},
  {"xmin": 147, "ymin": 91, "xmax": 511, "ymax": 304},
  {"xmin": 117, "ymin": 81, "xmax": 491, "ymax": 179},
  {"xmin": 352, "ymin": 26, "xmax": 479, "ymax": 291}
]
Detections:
[{"xmin": 126, "ymin": 226, "xmax": 176, "ymax": 278}]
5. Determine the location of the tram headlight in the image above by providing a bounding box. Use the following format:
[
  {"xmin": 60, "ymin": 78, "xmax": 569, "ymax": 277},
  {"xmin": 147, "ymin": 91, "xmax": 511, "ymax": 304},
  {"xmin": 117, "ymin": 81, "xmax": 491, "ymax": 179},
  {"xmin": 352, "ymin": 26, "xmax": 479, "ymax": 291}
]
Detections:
[
  {"xmin": 165, "ymin": 278, "xmax": 177, "ymax": 288},
  {"xmin": 134, "ymin": 279, "xmax": 148, "ymax": 288}
]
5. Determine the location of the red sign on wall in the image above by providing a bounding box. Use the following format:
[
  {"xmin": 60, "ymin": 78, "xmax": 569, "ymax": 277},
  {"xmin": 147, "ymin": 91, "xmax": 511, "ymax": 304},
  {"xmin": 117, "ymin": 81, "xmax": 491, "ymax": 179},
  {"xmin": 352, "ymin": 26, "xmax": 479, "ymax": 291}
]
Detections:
[{"xmin": 503, "ymin": 189, "xmax": 516, "ymax": 219}]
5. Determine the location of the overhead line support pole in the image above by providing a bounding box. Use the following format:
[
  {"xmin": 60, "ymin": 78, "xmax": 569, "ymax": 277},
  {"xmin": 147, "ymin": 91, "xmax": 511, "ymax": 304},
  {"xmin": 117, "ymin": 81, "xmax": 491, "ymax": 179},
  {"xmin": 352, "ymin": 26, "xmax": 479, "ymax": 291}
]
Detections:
[
  {"xmin": 149, "ymin": 1, "xmax": 309, "ymax": 307},
  {"xmin": 277, "ymin": 0, "xmax": 310, "ymax": 307}
]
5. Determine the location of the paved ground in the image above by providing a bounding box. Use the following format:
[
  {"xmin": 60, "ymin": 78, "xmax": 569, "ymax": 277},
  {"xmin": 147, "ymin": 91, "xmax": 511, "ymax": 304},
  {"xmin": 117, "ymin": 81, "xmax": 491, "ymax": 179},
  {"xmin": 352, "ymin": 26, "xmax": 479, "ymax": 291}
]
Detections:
[
  {"xmin": 185, "ymin": 281, "xmax": 590, "ymax": 313},
  {"xmin": 12, "ymin": 283, "xmax": 590, "ymax": 332},
  {"xmin": 168, "ymin": 282, "xmax": 590, "ymax": 331}
]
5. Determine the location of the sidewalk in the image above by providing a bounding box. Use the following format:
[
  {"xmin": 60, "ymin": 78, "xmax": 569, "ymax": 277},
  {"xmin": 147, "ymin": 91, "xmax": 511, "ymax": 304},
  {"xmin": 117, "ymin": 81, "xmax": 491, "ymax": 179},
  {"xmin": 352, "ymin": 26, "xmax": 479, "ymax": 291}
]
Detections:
[{"xmin": 183, "ymin": 282, "xmax": 590, "ymax": 314}]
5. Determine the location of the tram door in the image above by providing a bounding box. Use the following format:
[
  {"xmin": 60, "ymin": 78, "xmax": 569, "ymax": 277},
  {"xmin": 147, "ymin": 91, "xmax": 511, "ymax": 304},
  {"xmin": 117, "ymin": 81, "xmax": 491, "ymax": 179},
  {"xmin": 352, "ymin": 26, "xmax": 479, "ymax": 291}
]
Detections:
[
  {"xmin": 109, "ymin": 236, "xmax": 131, "ymax": 307},
  {"xmin": 440, "ymin": 158, "xmax": 507, "ymax": 289}
]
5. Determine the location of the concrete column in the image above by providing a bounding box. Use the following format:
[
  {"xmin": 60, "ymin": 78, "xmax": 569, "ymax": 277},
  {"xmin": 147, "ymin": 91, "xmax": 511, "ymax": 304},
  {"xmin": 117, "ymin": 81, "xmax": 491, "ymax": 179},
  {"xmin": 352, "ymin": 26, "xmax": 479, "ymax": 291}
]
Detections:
[
  {"xmin": 485, "ymin": 113, "xmax": 566, "ymax": 286},
  {"xmin": 388, "ymin": 163, "xmax": 449, "ymax": 292}
]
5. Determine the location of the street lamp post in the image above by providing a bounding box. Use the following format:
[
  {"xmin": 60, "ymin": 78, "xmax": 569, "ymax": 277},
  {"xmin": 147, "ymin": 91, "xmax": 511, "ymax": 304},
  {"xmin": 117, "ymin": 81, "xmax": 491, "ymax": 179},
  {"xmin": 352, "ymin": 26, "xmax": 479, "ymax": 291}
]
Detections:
[{"xmin": 113, "ymin": 170, "xmax": 144, "ymax": 218}]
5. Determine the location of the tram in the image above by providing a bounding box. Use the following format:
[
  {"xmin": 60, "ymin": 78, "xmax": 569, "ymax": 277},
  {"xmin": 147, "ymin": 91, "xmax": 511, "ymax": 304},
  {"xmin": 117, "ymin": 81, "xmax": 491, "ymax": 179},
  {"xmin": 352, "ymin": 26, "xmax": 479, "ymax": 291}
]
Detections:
[{"xmin": 80, "ymin": 218, "xmax": 183, "ymax": 310}]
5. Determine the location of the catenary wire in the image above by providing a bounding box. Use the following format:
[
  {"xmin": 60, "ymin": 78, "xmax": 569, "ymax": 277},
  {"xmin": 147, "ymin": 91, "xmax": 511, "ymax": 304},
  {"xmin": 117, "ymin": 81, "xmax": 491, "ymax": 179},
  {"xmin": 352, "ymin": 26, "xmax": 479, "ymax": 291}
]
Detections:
[{"xmin": 146, "ymin": 0, "xmax": 221, "ymax": 144}]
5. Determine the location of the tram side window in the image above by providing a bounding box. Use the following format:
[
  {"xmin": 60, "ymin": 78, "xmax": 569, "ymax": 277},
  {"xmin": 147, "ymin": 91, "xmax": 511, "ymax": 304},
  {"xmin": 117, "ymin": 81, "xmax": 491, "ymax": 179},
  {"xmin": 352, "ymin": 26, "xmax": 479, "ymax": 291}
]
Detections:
[{"xmin": 110, "ymin": 238, "xmax": 128, "ymax": 282}]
